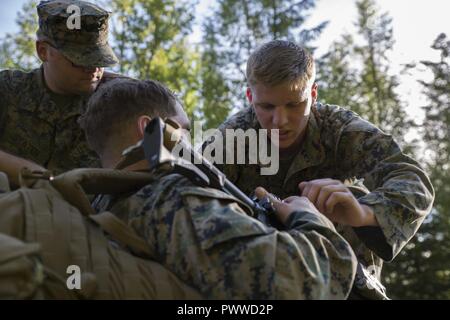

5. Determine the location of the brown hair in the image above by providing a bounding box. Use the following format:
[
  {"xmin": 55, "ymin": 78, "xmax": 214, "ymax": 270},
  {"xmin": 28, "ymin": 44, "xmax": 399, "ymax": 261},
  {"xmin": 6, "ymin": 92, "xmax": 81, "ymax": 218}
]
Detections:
[
  {"xmin": 246, "ymin": 40, "xmax": 315, "ymax": 90},
  {"xmin": 79, "ymin": 78, "xmax": 180, "ymax": 155}
]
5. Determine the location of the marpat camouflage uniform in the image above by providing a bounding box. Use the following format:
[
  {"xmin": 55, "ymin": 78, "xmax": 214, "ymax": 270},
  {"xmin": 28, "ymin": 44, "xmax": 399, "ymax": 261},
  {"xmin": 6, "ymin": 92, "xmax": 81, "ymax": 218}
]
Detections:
[
  {"xmin": 204, "ymin": 103, "xmax": 435, "ymax": 280},
  {"xmin": 107, "ymin": 172, "xmax": 358, "ymax": 299},
  {"xmin": 0, "ymin": 0, "xmax": 121, "ymax": 173},
  {"xmin": 0, "ymin": 68, "xmax": 124, "ymax": 173}
]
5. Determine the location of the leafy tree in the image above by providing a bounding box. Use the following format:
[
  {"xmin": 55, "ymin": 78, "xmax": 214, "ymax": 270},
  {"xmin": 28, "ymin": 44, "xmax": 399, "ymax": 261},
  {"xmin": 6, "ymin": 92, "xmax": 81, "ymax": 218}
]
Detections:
[
  {"xmin": 0, "ymin": 0, "xmax": 39, "ymax": 70},
  {"xmin": 316, "ymin": 34, "xmax": 360, "ymax": 110},
  {"xmin": 198, "ymin": 18, "xmax": 233, "ymax": 128},
  {"xmin": 383, "ymin": 33, "xmax": 450, "ymax": 299},
  {"xmin": 318, "ymin": 0, "xmax": 409, "ymax": 145},
  {"xmin": 354, "ymin": 0, "xmax": 409, "ymax": 142},
  {"xmin": 108, "ymin": 0, "xmax": 201, "ymax": 119}
]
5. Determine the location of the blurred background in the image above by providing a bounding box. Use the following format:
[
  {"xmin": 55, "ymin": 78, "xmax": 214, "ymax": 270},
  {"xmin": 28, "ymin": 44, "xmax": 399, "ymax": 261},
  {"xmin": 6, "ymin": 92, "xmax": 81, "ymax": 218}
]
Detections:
[{"xmin": 1, "ymin": 0, "xmax": 448, "ymax": 299}]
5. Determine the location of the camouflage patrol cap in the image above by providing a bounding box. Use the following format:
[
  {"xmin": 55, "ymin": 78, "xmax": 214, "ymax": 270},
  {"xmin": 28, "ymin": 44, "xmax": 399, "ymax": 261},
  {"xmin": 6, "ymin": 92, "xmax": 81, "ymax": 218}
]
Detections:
[{"xmin": 37, "ymin": 0, "xmax": 119, "ymax": 68}]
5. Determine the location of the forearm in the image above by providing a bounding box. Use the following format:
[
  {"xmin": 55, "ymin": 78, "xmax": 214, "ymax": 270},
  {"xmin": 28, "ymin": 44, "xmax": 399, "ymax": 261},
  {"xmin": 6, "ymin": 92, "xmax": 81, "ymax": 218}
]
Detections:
[
  {"xmin": 356, "ymin": 155, "xmax": 434, "ymax": 257},
  {"xmin": 339, "ymin": 128, "xmax": 434, "ymax": 260},
  {"xmin": 280, "ymin": 210, "xmax": 357, "ymax": 299},
  {"xmin": 155, "ymin": 206, "xmax": 356, "ymax": 299},
  {"xmin": 0, "ymin": 150, "xmax": 45, "ymax": 188}
]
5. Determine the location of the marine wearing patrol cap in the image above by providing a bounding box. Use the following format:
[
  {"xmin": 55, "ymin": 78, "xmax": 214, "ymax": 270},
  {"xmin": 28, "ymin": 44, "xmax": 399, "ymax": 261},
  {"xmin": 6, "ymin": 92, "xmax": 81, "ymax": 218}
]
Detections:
[{"xmin": 36, "ymin": 0, "xmax": 119, "ymax": 68}]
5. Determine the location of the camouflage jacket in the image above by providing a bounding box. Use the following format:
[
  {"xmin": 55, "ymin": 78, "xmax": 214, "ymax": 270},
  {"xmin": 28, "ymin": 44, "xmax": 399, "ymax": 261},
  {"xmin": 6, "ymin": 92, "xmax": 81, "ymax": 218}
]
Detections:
[
  {"xmin": 205, "ymin": 103, "xmax": 434, "ymax": 279},
  {"xmin": 0, "ymin": 67, "xmax": 122, "ymax": 173},
  {"xmin": 108, "ymin": 173, "xmax": 357, "ymax": 299}
]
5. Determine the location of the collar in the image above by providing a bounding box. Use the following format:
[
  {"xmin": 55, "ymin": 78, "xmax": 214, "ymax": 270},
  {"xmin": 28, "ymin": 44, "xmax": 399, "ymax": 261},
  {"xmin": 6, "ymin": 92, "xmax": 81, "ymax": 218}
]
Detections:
[{"xmin": 283, "ymin": 104, "xmax": 326, "ymax": 180}]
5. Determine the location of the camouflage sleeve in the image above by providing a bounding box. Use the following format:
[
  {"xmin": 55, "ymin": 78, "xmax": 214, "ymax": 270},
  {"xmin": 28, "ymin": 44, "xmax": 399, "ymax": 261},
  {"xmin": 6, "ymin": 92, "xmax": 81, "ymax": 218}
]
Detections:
[
  {"xmin": 134, "ymin": 176, "xmax": 357, "ymax": 299},
  {"xmin": 336, "ymin": 118, "xmax": 434, "ymax": 261}
]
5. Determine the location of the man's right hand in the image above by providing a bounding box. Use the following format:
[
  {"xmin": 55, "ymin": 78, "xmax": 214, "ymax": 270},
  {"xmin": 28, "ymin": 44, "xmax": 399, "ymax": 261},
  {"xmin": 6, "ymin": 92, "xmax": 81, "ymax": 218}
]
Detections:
[
  {"xmin": 0, "ymin": 150, "xmax": 45, "ymax": 188},
  {"xmin": 254, "ymin": 186, "xmax": 321, "ymax": 226}
]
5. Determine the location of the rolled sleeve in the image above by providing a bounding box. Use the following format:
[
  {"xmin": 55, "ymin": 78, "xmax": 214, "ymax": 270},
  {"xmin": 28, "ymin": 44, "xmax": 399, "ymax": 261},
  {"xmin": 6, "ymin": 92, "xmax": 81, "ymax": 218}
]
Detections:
[{"xmin": 337, "ymin": 121, "xmax": 434, "ymax": 261}]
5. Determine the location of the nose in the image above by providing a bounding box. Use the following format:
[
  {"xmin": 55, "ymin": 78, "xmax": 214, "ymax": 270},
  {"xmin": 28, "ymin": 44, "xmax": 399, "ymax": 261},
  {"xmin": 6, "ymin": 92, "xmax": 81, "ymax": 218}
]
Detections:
[
  {"xmin": 83, "ymin": 66, "xmax": 100, "ymax": 74},
  {"xmin": 272, "ymin": 106, "xmax": 288, "ymax": 128}
]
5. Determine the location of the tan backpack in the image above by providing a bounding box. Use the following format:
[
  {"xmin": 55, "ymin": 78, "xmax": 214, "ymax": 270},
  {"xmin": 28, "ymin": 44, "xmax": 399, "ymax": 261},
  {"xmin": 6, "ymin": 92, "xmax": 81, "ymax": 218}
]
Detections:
[{"xmin": 0, "ymin": 168, "xmax": 202, "ymax": 300}]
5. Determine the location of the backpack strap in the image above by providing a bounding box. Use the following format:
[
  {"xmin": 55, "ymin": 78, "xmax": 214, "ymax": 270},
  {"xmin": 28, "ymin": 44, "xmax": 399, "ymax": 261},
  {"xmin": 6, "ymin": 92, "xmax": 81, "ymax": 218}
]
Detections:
[
  {"xmin": 89, "ymin": 212, "xmax": 154, "ymax": 258},
  {"xmin": 0, "ymin": 233, "xmax": 45, "ymax": 299},
  {"xmin": 50, "ymin": 169, "xmax": 154, "ymax": 216},
  {"xmin": 89, "ymin": 212, "xmax": 203, "ymax": 299},
  {"xmin": 88, "ymin": 212, "xmax": 173, "ymax": 299},
  {"xmin": 84, "ymin": 220, "xmax": 113, "ymax": 299},
  {"xmin": 0, "ymin": 172, "xmax": 10, "ymax": 193}
]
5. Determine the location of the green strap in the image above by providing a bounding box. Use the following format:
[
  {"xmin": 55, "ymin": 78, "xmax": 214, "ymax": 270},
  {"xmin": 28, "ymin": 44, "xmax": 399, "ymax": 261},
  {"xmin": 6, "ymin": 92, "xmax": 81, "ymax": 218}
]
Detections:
[
  {"xmin": 85, "ymin": 221, "xmax": 111, "ymax": 299},
  {"xmin": 89, "ymin": 212, "xmax": 153, "ymax": 258}
]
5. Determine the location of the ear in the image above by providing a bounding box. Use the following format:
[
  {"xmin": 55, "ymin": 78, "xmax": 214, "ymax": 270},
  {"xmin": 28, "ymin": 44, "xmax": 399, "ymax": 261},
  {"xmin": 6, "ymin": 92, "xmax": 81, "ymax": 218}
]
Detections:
[
  {"xmin": 137, "ymin": 115, "xmax": 152, "ymax": 138},
  {"xmin": 36, "ymin": 41, "xmax": 48, "ymax": 62},
  {"xmin": 311, "ymin": 82, "xmax": 318, "ymax": 102},
  {"xmin": 246, "ymin": 87, "xmax": 253, "ymax": 104}
]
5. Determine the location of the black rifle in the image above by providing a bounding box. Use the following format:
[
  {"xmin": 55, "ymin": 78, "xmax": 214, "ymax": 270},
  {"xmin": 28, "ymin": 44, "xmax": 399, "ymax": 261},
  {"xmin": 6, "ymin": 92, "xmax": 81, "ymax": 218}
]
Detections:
[
  {"xmin": 120, "ymin": 117, "xmax": 389, "ymax": 300},
  {"xmin": 138, "ymin": 117, "xmax": 284, "ymax": 229}
]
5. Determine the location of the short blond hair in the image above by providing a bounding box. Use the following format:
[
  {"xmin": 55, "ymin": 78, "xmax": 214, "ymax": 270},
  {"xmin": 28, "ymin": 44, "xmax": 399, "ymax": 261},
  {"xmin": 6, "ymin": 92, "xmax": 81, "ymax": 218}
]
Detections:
[{"xmin": 246, "ymin": 40, "xmax": 315, "ymax": 90}]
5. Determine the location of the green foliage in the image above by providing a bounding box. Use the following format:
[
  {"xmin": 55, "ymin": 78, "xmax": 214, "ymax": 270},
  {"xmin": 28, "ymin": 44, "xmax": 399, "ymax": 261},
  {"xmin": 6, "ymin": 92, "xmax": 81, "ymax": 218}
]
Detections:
[
  {"xmin": 354, "ymin": 0, "xmax": 409, "ymax": 142},
  {"xmin": 317, "ymin": 34, "xmax": 360, "ymax": 110},
  {"xmin": 0, "ymin": 1, "xmax": 39, "ymax": 70},
  {"xmin": 108, "ymin": 0, "xmax": 201, "ymax": 120},
  {"xmin": 382, "ymin": 33, "xmax": 450, "ymax": 299},
  {"xmin": 318, "ymin": 0, "xmax": 409, "ymax": 145},
  {"xmin": 198, "ymin": 18, "xmax": 233, "ymax": 129},
  {"xmin": 383, "ymin": 210, "xmax": 450, "ymax": 299},
  {"xmin": 420, "ymin": 33, "xmax": 450, "ymax": 176}
]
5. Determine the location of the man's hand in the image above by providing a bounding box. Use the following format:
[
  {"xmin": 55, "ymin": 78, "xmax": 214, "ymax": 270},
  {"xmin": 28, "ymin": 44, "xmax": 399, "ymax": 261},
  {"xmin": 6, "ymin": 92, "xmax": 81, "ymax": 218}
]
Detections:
[
  {"xmin": 255, "ymin": 186, "xmax": 321, "ymax": 226},
  {"xmin": 298, "ymin": 178, "xmax": 378, "ymax": 227},
  {"xmin": 0, "ymin": 150, "xmax": 45, "ymax": 188}
]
